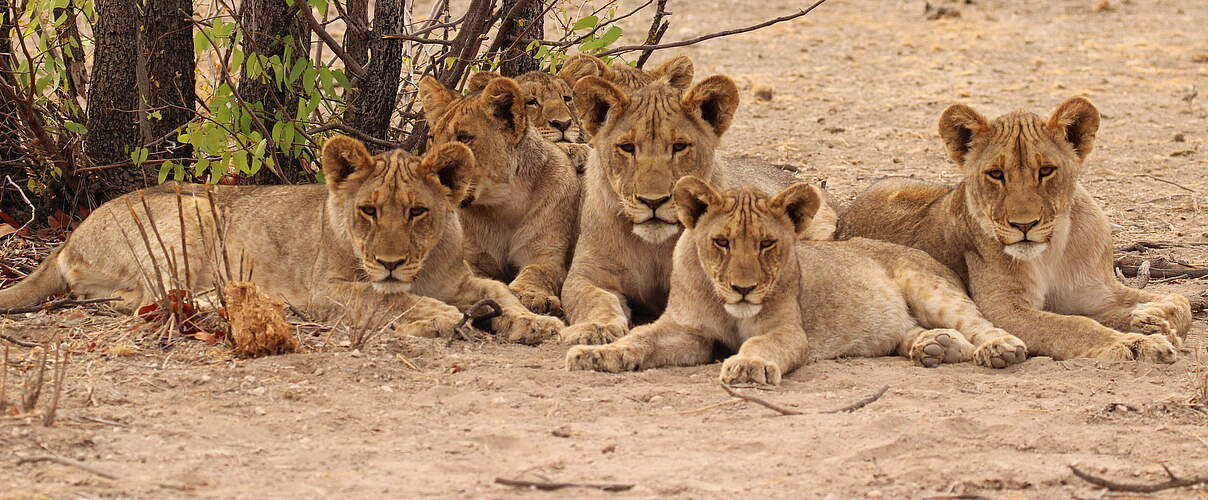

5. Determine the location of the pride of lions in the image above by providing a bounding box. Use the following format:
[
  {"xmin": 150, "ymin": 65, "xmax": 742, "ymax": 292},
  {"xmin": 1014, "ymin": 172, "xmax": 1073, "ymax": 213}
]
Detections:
[{"xmin": 0, "ymin": 54, "xmax": 1191, "ymax": 386}]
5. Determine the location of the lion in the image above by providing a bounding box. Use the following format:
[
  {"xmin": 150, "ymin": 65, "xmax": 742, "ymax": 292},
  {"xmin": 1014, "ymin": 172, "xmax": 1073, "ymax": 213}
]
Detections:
[
  {"xmin": 420, "ymin": 75, "xmax": 580, "ymax": 316},
  {"xmin": 0, "ymin": 137, "xmax": 563, "ymax": 344},
  {"xmin": 466, "ymin": 69, "xmax": 592, "ymax": 173},
  {"xmin": 567, "ymin": 178, "xmax": 1029, "ymax": 384},
  {"xmin": 559, "ymin": 73, "xmax": 838, "ymax": 346},
  {"xmin": 836, "ymin": 97, "xmax": 1187, "ymax": 362},
  {"xmin": 558, "ymin": 53, "xmax": 695, "ymax": 93}
]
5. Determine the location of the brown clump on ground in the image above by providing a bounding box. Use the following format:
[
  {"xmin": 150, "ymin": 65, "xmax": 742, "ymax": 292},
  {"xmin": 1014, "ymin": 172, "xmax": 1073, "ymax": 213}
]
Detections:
[{"xmin": 223, "ymin": 281, "xmax": 301, "ymax": 357}]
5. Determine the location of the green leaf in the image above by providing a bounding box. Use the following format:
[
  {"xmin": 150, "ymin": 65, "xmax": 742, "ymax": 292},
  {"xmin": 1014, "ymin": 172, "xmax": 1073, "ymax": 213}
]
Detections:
[
  {"xmin": 194, "ymin": 158, "xmax": 211, "ymax": 177},
  {"xmin": 173, "ymin": 162, "xmax": 184, "ymax": 181},
  {"xmin": 573, "ymin": 15, "xmax": 598, "ymax": 30},
  {"xmin": 599, "ymin": 26, "xmax": 623, "ymax": 47},
  {"xmin": 331, "ymin": 69, "xmax": 350, "ymax": 89},
  {"xmin": 308, "ymin": 0, "xmax": 328, "ymax": 17},
  {"xmin": 194, "ymin": 29, "xmax": 211, "ymax": 57},
  {"xmin": 63, "ymin": 121, "xmax": 86, "ymax": 134},
  {"xmin": 157, "ymin": 162, "xmax": 172, "ymax": 184}
]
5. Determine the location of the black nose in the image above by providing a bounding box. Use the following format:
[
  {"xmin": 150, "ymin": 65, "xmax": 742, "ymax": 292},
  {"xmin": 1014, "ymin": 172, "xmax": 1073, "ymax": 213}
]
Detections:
[
  {"xmin": 377, "ymin": 258, "xmax": 406, "ymax": 271},
  {"xmin": 637, "ymin": 195, "xmax": 671, "ymax": 210},
  {"xmin": 731, "ymin": 284, "xmax": 755, "ymax": 296},
  {"xmin": 549, "ymin": 119, "xmax": 570, "ymax": 132},
  {"xmin": 1009, "ymin": 220, "xmax": 1039, "ymax": 234}
]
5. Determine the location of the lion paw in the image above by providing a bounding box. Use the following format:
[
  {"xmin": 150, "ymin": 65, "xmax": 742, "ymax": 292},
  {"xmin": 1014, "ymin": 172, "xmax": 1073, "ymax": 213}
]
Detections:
[
  {"xmin": 560, "ymin": 321, "xmax": 626, "ymax": 346},
  {"xmin": 509, "ymin": 283, "xmax": 563, "ymax": 317},
  {"xmin": 719, "ymin": 355, "xmax": 782, "ymax": 386},
  {"xmin": 397, "ymin": 308, "xmax": 464, "ymax": 338},
  {"xmin": 493, "ymin": 312, "xmax": 563, "ymax": 345},
  {"xmin": 1092, "ymin": 333, "xmax": 1178, "ymax": 364},
  {"xmin": 1129, "ymin": 299, "xmax": 1190, "ymax": 349},
  {"xmin": 909, "ymin": 329, "xmax": 974, "ymax": 368},
  {"xmin": 566, "ymin": 344, "xmax": 644, "ymax": 372},
  {"xmin": 973, "ymin": 330, "xmax": 1028, "ymax": 369},
  {"xmin": 560, "ymin": 143, "xmax": 592, "ymax": 174}
]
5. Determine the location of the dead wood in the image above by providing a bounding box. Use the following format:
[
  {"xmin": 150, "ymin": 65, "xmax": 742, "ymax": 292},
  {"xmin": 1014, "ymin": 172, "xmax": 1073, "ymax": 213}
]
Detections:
[
  {"xmin": 1069, "ymin": 464, "xmax": 1208, "ymax": 493},
  {"xmin": 0, "ymin": 297, "xmax": 120, "ymax": 316},
  {"xmin": 17, "ymin": 455, "xmax": 119, "ymax": 480},
  {"xmin": 721, "ymin": 383, "xmax": 889, "ymax": 416},
  {"xmin": 598, "ymin": 0, "xmax": 829, "ymax": 57},
  {"xmin": 494, "ymin": 477, "xmax": 634, "ymax": 492},
  {"xmin": 822, "ymin": 385, "xmax": 890, "ymax": 413},
  {"xmin": 42, "ymin": 345, "xmax": 67, "ymax": 426}
]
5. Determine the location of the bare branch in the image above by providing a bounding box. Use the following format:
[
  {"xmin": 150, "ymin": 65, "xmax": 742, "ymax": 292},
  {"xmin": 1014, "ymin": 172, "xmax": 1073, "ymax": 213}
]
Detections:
[
  {"xmin": 598, "ymin": 0, "xmax": 829, "ymax": 57},
  {"xmin": 1069, "ymin": 464, "xmax": 1208, "ymax": 493},
  {"xmin": 494, "ymin": 478, "xmax": 634, "ymax": 492},
  {"xmin": 720, "ymin": 383, "xmax": 803, "ymax": 415},
  {"xmin": 821, "ymin": 385, "xmax": 889, "ymax": 413},
  {"xmin": 301, "ymin": 4, "xmax": 368, "ymax": 79}
]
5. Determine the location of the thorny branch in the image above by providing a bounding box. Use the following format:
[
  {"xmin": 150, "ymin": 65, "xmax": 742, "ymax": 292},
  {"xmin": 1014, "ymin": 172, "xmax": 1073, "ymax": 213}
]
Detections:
[
  {"xmin": 598, "ymin": 0, "xmax": 830, "ymax": 57},
  {"xmin": 1069, "ymin": 464, "xmax": 1208, "ymax": 493}
]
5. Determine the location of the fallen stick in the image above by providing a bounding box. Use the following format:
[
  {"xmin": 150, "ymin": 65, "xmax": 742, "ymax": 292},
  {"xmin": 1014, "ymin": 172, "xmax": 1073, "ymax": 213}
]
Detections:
[
  {"xmin": 0, "ymin": 297, "xmax": 120, "ymax": 315},
  {"xmin": 0, "ymin": 333, "xmax": 38, "ymax": 348},
  {"xmin": 720, "ymin": 383, "xmax": 889, "ymax": 416},
  {"xmin": 494, "ymin": 477, "xmax": 634, "ymax": 492},
  {"xmin": 1116, "ymin": 265, "xmax": 1208, "ymax": 279},
  {"xmin": 1069, "ymin": 464, "xmax": 1208, "ymax": 493},
  {"xmin": 17, "ymin": 455, "xmax": 119, "ymax": 480},
  {"xmin": 821, "ymin": 385, "xmax": 890, "ymax": 414}
]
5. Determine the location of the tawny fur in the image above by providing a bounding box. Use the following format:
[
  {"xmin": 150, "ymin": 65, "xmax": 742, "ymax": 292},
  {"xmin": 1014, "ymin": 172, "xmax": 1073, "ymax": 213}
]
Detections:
[
  {"xmin": 837, "ymin": 97, "xmax": 1187, "ymax": 362},
  {"xmin": 0, "ymin": 137, "xmax": 563, "ymax": 344},
  {"xmin": 567, "ymin": 178, "xmax": 1027, "ymax": 385},
  {"xmin": 559, "ymin": 75, "xmax": 838, "ymax": 346},
  {"xmin": 420, "ymin": 76, "xmax": 581, "ymax": 317},
  {"xmin": 468, "ymin": 70, "xmax": 591, "ymax": 172}
]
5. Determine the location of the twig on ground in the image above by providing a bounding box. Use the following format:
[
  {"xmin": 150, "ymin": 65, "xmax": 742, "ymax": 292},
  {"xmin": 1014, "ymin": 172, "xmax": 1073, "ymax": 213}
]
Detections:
[
  {"xmin": 1, "ymin": 345, "xmax": 8, "ymax": 411},
  {"xmin": 0, "ymin": 332, "xmax": 39, "ymax": 348},
  {"xmin": 1117, "ymin": 240, "xmax": 1208, "ymax": 252},
  {"xmin": 598, "ymin": 0, "xmax": 828, "ymax": 57},
  {"xmin": 1136, "ymin": 174, "xmax": 1197, "ymax": 193},
  {"xmin": 1117, "ymin": 265, "xmax": 1208, "ymax": 279},
  {"xmin": 0, "ymin": 297, "xmax": 120, "ymax": 316},
  {"xmin": 494, "ymin": 477, "xmax": 634, "ymax": 492},
  {"xmin": 720, "ymin": 383, "xmax": 890, "ymax": 416},
  {"xmin": 821, "ymin": 385, "xmax": 889, "ymax": 413},
  {"xmin": 1069, "ymin": 464, "xmax": 1208, "ymax": 493},
  {"xmin": 447, "ymin": 299, "xmax": 501, "ymax": 346},
  {"xmin": 17, "ymin": 455, "xmax": 119, "ymax": 480}
]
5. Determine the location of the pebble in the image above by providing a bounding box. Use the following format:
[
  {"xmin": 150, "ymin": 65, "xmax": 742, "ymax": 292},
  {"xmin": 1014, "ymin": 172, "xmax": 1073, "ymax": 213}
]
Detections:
[{"xmin": 254, "ymin": 407, "xmax": 267, "ymax": 416}]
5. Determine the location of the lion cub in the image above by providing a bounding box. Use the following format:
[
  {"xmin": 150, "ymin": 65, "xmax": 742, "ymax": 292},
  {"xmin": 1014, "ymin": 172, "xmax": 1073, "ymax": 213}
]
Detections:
[
  {"xmin": 466, "ymin": 69, "xmax": 591, "ymax": 172},
  {"xmin": 568, "ymin": 178, "xmax": 1028, "ymax": 385},
  {"xmin": 420, "ymin": 76, "xmax": 580, "ymax": 316},
  {"xmin": 0, "ymin": 137, "xmax": 562, "ymax": 343},
  {"xmin": 838, "ymin": 97, "xmax": 1186, "ymax": 362}
]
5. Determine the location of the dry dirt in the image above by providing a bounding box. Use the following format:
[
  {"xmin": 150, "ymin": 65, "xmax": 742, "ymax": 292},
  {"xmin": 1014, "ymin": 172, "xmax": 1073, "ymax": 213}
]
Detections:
[{"xmin": 4, "ymin": 0, "xmax": 1208, "ymax": 498}]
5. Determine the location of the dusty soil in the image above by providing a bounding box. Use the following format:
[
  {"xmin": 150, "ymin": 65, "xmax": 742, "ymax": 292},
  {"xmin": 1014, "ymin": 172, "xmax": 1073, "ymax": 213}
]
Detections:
[{"xmin": 4, "ymin": 0, "xmax": 1208, "ymax": 498}]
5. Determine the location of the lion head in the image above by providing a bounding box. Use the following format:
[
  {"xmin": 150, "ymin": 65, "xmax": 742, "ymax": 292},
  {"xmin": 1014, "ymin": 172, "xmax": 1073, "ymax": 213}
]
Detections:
[
  {"xmin": 420, "ymin": 75, "xmax": 531, "ymax": 207},
  {"xmin": 939, "ymin": 96, "xmax": 1099, "ymax": 260},
  {"xmin": 674, "ymin": 176, "xmax": 821, "ymax": 319},
  {"xmin": 574, "ymin": 74, "xmax": 739, "ymax": 243},
  {"xmin": 559, "ymin": 54, "xmax": 694, "ymax": 93},
  {"xmin": 467, "ymin": 70, "xmax": 582, "ymax": 144},
  {"xmin": 321, "ymin": 136, "xmax": 475, "ymax": 293}
]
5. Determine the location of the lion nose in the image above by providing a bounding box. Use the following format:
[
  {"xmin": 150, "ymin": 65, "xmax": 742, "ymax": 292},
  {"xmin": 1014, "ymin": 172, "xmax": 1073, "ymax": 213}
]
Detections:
[
  {"xmin": 731, "ymin": 284, "xmax": 756, "ymax": 297},
  {"xmin": 1010, "ymin": 220, "xmax": 1039, "ymax": 235},
  {"xmin": 377, "ymin": 258, "xmax": 406, "ymax": 271},
  {"xmin": 549, "ymin": 119, "xmax": 570, "ymax": 132},
  {"xmin": 637, "ymin": 195, "xmax": 671, "ymax": 210}
]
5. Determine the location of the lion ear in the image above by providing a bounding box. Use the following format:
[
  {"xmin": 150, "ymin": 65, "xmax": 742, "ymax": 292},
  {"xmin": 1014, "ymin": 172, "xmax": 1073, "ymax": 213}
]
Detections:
[
  {"xmin": 558, "ymin": 54, "xmax": 611, "ymax": 87},
  {"xmin": 419, "ymin": 76, "xmax": 458, "ymax": 126},
  {"xmin": 769, "ymin": 183, "xmax": 822, "ymax": 237},
  {"xmin": 1047, "ymin": 96, "xmax": 1099, "ymax": 161},
  {"xmin": 420, "ymin": 142, "xmax": 476, "ymax": 204},
  {"xmin": 322, "ymin": 135, "xmax": 375, "ymax": 193},
  {"xmin": 480, "ymin": 77, "xmax": 526, "ymax": 142},
  {"xmin": 466, "ymin": 71, "xmax": 502, "ymax": 93},
  {"xmin": 938, "ymin": 104, "xmax": 991, "ymax": 168},
  {"xmin": 673, "ymin": 176, "xmax": 723, "ymax": 230},
  {"xmin": 573, "ymin": 76, "xmax": 628, "ymax": 138},
  {"xmin": 649, "ymin": 56, "xmax": 694, "ymax": 90},
  {"xmin": 681, "ymin": 75, "xmax": 739, "ymax": 137}
]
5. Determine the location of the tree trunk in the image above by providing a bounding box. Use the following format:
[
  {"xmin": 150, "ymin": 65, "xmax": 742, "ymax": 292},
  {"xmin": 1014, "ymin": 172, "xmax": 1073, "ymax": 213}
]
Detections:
[
  {"xmin": 238, "ymin": 0, "xmax": 311, "ymax": 183},
  {"xmin": 0, "ymin": 0, "xmax": 23, "ymax": 167},
  {"xmin": 85, "ymin": 0, "xmax": 145, "ymax": 196},
  {"xmin": 141, "ymin": 0, "xmax": 196, "ymax": 158},
  {"xmin": 498, "ymin": 0, "xmax": 544, "ymax": 77},
  {"xmin": 342, "ymin": 0, "xmax": 369, "ymax": 69},
  {"xmin": 342, "ymin": 0, "xmax": 407, "ymax": 142}
]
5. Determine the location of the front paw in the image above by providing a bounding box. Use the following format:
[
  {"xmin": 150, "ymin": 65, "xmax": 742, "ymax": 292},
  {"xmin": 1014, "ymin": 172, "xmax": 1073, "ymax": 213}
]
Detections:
[
  {"xmin": 1091, "ymin": 333, "xmax": 1178, "ymax": 364},
  {"xmin": 560, "ymin": 321, "xmax": 627, "ymax": 345},
  {"xmin": 561, "ymin": 143, "xmax": 592, "ymax": 174},
  {"xmin": 720, "ymin": 355, "xmax": 782, "ymax": 386},
  {"xmin": 509, "ymin": 283, "xmax": 563, "ymax": 317},
  {"xmin": 973, "ymin": 330, "xmax": 1028, "ymax": 369},
  {"xmin": 909, "ymin": 329, "xmax": 974, "ymax": 368},
  {"xmin": 1129, "ymin": 298, "xmax": 1191, "ymax": 348},
  {"xmin": 566, "ymin": 344, "xmax": 643, "ymax": 372},
  {"xmin": 493, "ymin": 312, "xmax": 563, "ymax": 345},
  {"xmin": 397, "ymin": 308, "xmax": 464, "ymax": 338}
]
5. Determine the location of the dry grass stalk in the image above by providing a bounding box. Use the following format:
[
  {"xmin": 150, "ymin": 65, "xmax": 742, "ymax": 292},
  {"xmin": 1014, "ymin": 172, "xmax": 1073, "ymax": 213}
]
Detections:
[
  {"xmin": 1, "ymin": 345, "xmax": 8, "ymax": 412},
  {"xmin": 224, "ymin": 281, "xmax": 301, "ymax": 357},
  {"xmin": 1189, "ymin": 347, "xmax": 1207, "ymax": 407},
  {"xmin": 22, "ymin": 345, "xmax": 48, "ymax": 412},
  {"xmin": 42, "ymin": 345, "xmax": 67, "ymax": 426}
]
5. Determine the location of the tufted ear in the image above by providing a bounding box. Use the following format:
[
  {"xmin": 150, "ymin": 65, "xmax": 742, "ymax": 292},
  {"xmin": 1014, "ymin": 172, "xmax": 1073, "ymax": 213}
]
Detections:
[
  {"xmin": 681, "ymin": 75, "xmax": 739, "ymax": 137},
  {"xmin": 1047, "ymin": 96, "xmax": 1100, "ymax": 161},
  {"xmin": 419, "ymin": 142, "xmax": 477, "ymax": 204},
  {"xmin": 322, "ymin": 135, "xmax": 375, "ymax": 193},
  {"xmin": 466, "ymin": 71, "xmax": 503, "ymax": 93},
  {"xmin": 649, "ymin": 55, "xmax": 694, "ymax": 91},
  {"xmin": 938, "ymin": 104, "xmax": 991, "ymax": 168},
  {"xmin": 673, "ymin": 176, "xmax": 724, "ymax": 230},
  {"xmin": 573, "ymin": 76, "xmax": 629, "ymax": 138},
  {"xmin": 419, "ymin": 76, "xmax": 458, "ymax": 125},
  {"xmin": 769, "ymin": 183, "xmax": 822, "ymax": 237},
  {"xmin": 558, "ymin": 54, "xmax": 611, "ymax": 87},
  {"xmin": 479, "ymin": 77, "xmax": 527, "ymax": 143}
]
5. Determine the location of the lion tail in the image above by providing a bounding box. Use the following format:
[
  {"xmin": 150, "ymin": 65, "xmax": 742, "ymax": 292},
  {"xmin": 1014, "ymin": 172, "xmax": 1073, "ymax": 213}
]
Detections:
[{"xmin": 0, "ymin": 245, "xmax": 68, "ymax": 309}]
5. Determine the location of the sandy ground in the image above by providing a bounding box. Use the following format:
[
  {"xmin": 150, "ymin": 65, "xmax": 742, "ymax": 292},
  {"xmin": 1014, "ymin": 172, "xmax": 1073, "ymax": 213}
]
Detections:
[{"xmin": 3, "ymin": 0, "xmax": 1208, "ymax": 498}]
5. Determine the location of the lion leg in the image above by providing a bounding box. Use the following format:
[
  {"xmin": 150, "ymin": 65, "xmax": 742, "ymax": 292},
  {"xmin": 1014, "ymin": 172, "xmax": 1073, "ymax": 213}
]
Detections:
[
  {"xmin": 1087, "ymin": 281, "xmax": 1192, "ymax": 349},
  {"xmin": 448, "ymin": 274, "xmax": 564, "ymax": 345},
  {"xmin": 312, "ymin": 281, "xmax": 464, "ymax": 338},
  {"xmin": 566, "ymin": 318, "xmax": 713, "ymax": 373},
  {"xmin": 560, "ymin": 277, "xmax": 631, "ymax": 346},
  {"xmin": 898, "ymin": 327, "xmax": 975, "ymax": 367},
  {"xmin": 720, "ymin": 326, "xmax": 810, "ymax": 386},
  {"xmin": 508, "ymin": 263, "xmax": 565, "ymax": 317}
]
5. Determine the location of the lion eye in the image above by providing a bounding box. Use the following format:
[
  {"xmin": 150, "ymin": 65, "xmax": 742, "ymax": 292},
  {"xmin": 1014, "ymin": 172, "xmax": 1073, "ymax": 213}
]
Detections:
[
  {"xmin": 714, "ymin": 238, "xmax": 729, "ymax": 249},
  {"xmin": 525, "ymin": 98, "xmax": 539, "ymax": 106},
  {"xmin": 617, "ymin": 143, "xmax": 635, "ymax": 154},
  {"xmin": 672, "ymin": 142, "xmax": 690, "ymax": 153},
  {"xmin": 409, "ymin": 206, "xmax": 428, "ymax": 218},
  {"xmin": 986, "ymin": 169, "xmax": 1004, "ymax": 181},
  {"xmin": 563, "ymin": 95, "xmax": 572, "ymax": 102},
  {"xmin": 1038, "ymin": 166, "xmax": 1056, "ymax": 179},
  {"xmin": 456, "ymin": 133, "xmax": 474, "ymax": 144},
  {"xmin": 359, "ymin": 206, "xmax": 377, "ymax": 217},
  {"xmin": 759, "ymin": 239, "xmax": 776, "ymax": 249}
]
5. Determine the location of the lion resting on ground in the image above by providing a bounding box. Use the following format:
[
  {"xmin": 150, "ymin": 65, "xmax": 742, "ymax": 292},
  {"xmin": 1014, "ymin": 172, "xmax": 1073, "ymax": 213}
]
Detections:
[
  {"xmin": 568, "ymin": 178, "xmax": 1028, "ymax": 384},
  {"xmin": 420, "ymin": 76, "xmax": 580, "ymax": 316},
  {"xmin": 837, "ymin": 97, "xmax": 1186, "ymax": 362},
  {"xmin": 0, "ymin": 137, "xmax": 562, "ymax": 344},
  {"xmin": 467, "ymin": 69, "xmax": 591, "ymax": 172},
  {"xmin": 559, "ymin": 74, "xmax": 837, "ymax": 346}
]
